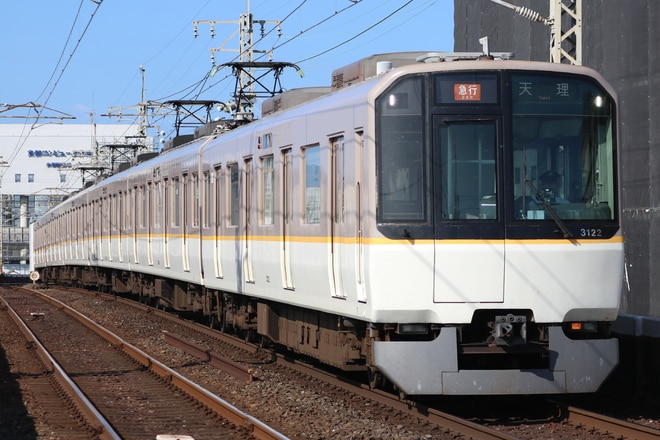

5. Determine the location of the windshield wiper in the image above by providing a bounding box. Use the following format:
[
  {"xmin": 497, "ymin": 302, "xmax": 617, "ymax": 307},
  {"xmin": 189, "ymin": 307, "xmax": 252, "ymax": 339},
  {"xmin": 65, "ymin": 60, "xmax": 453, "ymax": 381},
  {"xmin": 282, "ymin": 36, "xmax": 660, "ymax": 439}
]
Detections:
[{"xmin": 524, "ymin": 179, "xmax": 573, "ymax": 238}]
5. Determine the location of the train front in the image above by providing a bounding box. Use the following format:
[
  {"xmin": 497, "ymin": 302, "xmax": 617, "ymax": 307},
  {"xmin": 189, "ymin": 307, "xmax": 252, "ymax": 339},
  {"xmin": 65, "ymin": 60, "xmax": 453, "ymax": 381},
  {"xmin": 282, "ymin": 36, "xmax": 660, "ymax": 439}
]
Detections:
[{"xmin": 366, "ymin": 60, "xmax": 622, "ymax": 395}]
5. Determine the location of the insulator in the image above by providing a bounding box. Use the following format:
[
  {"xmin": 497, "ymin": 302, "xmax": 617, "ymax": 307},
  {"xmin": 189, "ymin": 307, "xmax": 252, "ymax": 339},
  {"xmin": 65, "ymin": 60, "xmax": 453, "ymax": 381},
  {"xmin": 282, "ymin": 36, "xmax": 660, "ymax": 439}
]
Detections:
[{"xmin": 517, "ymin": 6, "xmax": 543, "ymax": 23}]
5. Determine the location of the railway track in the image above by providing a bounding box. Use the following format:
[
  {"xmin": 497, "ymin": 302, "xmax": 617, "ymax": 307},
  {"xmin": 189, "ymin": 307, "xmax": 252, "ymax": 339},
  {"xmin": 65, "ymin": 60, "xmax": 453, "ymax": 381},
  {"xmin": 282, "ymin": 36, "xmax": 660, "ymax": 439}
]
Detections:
[
  {"xmin": 14, "ymin": 285, "xmax": 660, "ymax": 439},
  {"xmin": 559, "ymin": 403, "xmax": 660, "ymax": 440},
  {"xmin": 1, "ymin": 287, "xmax": 285, "ymax": 440},
  {"xmin": 0, "ymin": 297, "xmax": 106, "ymax": 439}
]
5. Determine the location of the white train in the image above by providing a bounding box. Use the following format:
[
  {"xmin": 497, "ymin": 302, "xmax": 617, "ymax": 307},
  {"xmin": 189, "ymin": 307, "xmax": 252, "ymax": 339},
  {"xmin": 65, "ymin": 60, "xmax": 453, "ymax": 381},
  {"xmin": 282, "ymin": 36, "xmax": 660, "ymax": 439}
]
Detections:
[{"xmin": 33, "ymin": 52, "xmax": 623, "ymax": 395}]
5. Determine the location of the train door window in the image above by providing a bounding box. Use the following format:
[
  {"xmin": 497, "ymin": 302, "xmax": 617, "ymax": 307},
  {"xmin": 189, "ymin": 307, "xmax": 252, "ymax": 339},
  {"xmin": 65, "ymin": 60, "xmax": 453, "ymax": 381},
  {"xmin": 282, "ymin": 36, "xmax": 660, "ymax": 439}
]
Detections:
[
  {"xmin": 172, "ymin": 177, "xmax": 181, "ymax": 227},
  {"xmin": 117, "ymin": 192, "xmax": 123, "ymax": 230},
  {"xmin": 214, "ymin": 166, "xmax": 222, "ymax": 227},
  {"xmin": 245, "ymin": 159, "xmax": 253, "ymax": 226},
  {"xmin": 94, "ymin": 200, "xmax": 100, "ymax": 236},
  {"xmin": 109, "ymin": 196, "xmax": 113, "ymax": 231},
  {"xmin": 140, "ymin": 185, "xmax": 148, "ymax": 228},
  {"xmin": 261, "ymin": 155, "xmax": 274, "ymax": 225},
  {"xmin": 228, "ymin": 163, "xmax": 239, "ymax": 226},
  {"xmin": 155, "ymin": 181, "xmax": 162, "ymax": 228},
  {"xmin": 192, "ymin": 173, "xmax": 199, "ymax": 228},
  {"xmin": 331, "ymin": 136, "xmax": 345, "ymax": 224},
  {"xmin": 304, "ymin": 145, "xmax": 321, "ymax": 224},
  {"xmin": 183, "ymin": 173, "xmax": 189, "ymax": 228},
  {"xmin": 203, "ymin": 171, "xmax": 211, "ymax": 228},
  {"xmin": 438, "ymin": 120, "xmax": 497, "ymax": 220},
  {"xmin": 126, "ymin": 189, "xmax": 133, "ymax": 231}
]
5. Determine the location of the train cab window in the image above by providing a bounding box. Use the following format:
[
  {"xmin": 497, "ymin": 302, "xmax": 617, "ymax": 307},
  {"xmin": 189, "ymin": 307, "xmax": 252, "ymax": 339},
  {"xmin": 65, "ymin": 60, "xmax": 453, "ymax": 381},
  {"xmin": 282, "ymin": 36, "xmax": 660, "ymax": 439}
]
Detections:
[
  {"xmin": 261, "ymin": 156, "xmax": 274, "ymax": 225},
  {"xmin": 303, "ymin": 145, "xmax": 321, "ymax": 224},
  {"xmin": 229, "ymin": 164, "xmax": 239, "ymax": 226},
  {"xmin": 376, "ymin": 76, "xmax": 426, "ymax": 223},
  {"xmin": 511, "ymin": 73, "xmax": 616, "ymax": 221}
]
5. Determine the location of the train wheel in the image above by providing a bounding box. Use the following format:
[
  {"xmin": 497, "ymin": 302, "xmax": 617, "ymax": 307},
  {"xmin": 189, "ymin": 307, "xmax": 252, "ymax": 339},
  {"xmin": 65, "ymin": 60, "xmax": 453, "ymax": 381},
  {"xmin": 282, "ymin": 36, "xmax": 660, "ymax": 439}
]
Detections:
[
  {"xmin": 367, "ymin": 367, "xmax": 383, "ymax": 390},
  {"xmin": 209, "ymin": 314, "xmax": 218, "ymax": 329}
]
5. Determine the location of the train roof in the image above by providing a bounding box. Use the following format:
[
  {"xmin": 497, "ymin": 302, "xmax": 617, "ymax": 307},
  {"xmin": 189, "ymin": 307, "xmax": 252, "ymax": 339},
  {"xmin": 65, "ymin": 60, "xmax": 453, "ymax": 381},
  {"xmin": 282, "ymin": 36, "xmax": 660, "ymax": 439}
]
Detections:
[{"xmin": 259, "ymin": 50, "xmax": 517, "ymax": 117}]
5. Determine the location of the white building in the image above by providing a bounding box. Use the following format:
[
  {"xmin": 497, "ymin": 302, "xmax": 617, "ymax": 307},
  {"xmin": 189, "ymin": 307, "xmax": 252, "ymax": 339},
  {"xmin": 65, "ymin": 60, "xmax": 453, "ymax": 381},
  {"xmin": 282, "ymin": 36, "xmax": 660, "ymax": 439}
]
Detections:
[{"xmin": 0, "ymin": 123, "xmax": 142, "ymax": 276}]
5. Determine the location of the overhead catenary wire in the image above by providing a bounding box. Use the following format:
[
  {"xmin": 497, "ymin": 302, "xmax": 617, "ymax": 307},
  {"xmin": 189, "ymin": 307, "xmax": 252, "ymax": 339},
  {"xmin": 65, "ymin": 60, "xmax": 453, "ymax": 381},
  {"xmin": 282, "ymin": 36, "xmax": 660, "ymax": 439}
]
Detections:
[{"xmin": 6, "ymin": 0, "xmax": 105, "ymax": 169}]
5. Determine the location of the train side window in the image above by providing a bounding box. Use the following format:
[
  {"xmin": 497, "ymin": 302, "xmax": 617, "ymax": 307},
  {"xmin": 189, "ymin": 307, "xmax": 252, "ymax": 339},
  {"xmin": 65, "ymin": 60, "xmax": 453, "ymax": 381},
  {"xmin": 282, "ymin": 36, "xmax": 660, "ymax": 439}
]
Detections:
[
  {"xmin": 228, "ymin": 163, "xmax": 239, "ymax": 226},
  {"xmin": 303, "ymin": 145, "xmax": 320, "ymax": 224},
  {"xmin": 261, "ymin": 155, "xmax": 274, "ymax": 225}
]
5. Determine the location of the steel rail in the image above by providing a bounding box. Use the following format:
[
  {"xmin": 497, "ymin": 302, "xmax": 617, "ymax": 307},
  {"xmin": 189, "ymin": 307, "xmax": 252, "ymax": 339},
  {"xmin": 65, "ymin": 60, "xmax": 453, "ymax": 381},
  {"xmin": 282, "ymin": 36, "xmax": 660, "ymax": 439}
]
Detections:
[
  {"xmin": 1, "ymin": 296, "xmax": 121, "ymax": 440},
  {"xmin": 564, "ymin": 404, "xmax": 660, "ymax": 440},
  {"xmin": 163, "ymin": 330, "xmax": 255, "ymax": 382},
  {"xmin": 17, "ymin": 287, "xmax": 288, "ymax": 440},
  {"xmin": 39, "ymin": 285, "xmax": 517, "ymax": 439}
]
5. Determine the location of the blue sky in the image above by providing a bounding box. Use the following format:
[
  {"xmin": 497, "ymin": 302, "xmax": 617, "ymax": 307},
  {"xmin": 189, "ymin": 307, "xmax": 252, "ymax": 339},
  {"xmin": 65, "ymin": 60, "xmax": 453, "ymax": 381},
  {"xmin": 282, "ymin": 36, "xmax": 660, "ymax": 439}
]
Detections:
[{"xmin": 1, "ymin": 0, "xmax": 454, "ymax": 136}]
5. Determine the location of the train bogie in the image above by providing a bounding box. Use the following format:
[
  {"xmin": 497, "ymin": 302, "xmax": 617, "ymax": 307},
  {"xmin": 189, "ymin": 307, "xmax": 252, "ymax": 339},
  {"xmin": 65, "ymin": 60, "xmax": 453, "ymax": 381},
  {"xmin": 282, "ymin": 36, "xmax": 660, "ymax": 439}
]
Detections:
[{"xmin": 33, "ymin": 53, "xmax": 623, "ymax": 395}]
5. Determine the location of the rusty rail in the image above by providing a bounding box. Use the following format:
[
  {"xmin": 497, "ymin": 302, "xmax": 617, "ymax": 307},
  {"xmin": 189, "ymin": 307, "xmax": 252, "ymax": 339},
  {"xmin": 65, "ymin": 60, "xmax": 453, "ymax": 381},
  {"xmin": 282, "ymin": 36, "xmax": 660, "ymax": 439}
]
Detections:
[{"xmin": 163, "ymin": 330, "xmax": 255, "ymax": 382}]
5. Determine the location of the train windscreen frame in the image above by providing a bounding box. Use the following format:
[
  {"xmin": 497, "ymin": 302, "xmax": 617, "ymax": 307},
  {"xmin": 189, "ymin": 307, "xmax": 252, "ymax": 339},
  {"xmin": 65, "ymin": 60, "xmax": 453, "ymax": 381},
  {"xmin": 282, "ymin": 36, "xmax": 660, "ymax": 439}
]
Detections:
[{"xmin": 375, "ymin": 69, "xmax": 618, "ymax": 240}]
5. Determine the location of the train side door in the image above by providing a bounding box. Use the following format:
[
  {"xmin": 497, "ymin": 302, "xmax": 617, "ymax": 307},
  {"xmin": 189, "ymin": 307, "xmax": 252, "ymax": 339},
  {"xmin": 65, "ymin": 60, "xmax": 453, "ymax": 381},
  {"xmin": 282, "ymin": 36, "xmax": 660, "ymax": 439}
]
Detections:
[
  {"xmin": 281, "ymin": 148, "xmax": 294, "ymax": 289},
  {"xmin": 132, "ymin": 187, "xmax": 139, "ymax": 264},
  {"xmin": 163, "ymin": 179, "xmax": 170, "ymax": 268},
  {"xmin": 213, "ymin": 166, "xmax": 223, "ymax": 278},
  {"xmin": 432, "ymin": 117, "xmax": 504, "ymax": 303},
  {"xmin": 330, "ymin": 136, "xmax": 346, "ymax": 298},
  {"xmin": 182, "ymin": 174, "xmax": 190, "ymax": 271},
  {"xmin": 147, "ymin": 183, "xmax": 153, "ymax": 265},
  {"xmin": 243, "ymin": 158, "xmax": 254, "ymax": 284}
]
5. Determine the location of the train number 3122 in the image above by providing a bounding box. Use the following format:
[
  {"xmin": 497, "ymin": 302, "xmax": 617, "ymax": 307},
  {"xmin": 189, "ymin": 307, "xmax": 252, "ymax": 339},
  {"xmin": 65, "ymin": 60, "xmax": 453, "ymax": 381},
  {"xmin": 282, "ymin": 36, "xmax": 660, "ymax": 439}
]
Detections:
[{"xmin": 580, "ymin": 228, "xmax": 603, "ymax": 237}]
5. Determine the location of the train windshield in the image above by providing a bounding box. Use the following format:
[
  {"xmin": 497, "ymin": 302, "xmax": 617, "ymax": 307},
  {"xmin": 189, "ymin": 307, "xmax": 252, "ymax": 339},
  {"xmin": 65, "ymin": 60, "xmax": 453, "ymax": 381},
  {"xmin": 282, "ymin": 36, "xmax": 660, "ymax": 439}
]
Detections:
[
  {"xmin": 375, "ymin": 69, "xmax": 618, "ymax": 239},
  {"xmin": 511, "ymin": 73, "xmax": 616, "ymax": 222}
]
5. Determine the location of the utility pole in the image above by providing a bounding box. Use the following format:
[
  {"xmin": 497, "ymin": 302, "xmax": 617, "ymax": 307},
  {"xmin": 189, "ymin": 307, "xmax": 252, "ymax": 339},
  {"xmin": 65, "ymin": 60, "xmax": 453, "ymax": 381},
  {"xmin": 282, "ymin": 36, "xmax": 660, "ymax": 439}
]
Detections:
[
  {"xmin": 194, "ymin": 0, "xmax": 288, "ymax": 121},
  {"xmin": 549, "ymin": 0, "xmax": 582, "ymax": 65},
  {"xmin": 487, "ymin": 0, "xmax": 582, "ymax": 65},
  {"xmin": 103, "ymin": 65, "xmax": 158, "ymax": 143}
]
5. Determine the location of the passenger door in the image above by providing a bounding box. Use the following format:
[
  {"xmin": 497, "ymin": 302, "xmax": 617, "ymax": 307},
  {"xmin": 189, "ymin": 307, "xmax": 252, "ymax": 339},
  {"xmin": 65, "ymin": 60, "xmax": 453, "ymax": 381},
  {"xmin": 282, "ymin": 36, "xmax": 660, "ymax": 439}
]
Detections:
[{"xmin": 432, "ymin": 117, "xmax": 504, "ymax": 303}]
